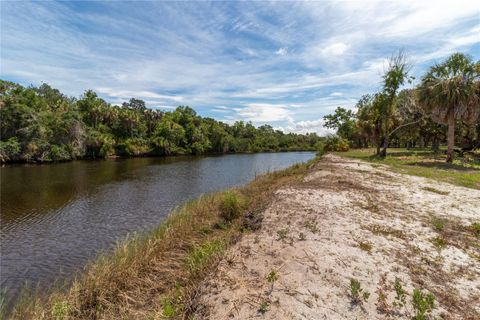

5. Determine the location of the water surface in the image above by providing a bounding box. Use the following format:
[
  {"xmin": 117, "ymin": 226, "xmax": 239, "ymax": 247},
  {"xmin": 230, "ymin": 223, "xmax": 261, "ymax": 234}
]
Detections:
[{"xmin": 0, "ymin": 152, "xmax": 314, "ymax": 303}]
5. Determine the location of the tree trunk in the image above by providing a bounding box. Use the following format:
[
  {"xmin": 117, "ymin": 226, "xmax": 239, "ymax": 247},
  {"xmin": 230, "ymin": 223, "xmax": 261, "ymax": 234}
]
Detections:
[
  {"xmin": 446, "ymin": 109, "xmax": 455, "ymax": 163},
  {"xmin": 380, "ymin": 135, "xmax": 388, "ymax": 158}
]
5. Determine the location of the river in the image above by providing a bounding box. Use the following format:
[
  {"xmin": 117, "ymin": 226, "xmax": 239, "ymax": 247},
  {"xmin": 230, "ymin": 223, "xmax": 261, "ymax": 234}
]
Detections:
[{"xmin": 0, "ymin": 152, "xmax": 315, "ymax": 305}]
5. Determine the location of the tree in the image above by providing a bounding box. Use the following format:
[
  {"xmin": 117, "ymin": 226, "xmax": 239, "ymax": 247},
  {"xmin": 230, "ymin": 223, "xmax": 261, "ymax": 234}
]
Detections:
[
  {"xmin": 379, "ymin": 51, "xmax": 412, "ymax": 157},
  {"xmin": 417, "ymin": 53, "xmax": 480, "ymax": 162},
  {"xmin": 323, "ymin": 107, "xmax": 356, "ymax": 142}
]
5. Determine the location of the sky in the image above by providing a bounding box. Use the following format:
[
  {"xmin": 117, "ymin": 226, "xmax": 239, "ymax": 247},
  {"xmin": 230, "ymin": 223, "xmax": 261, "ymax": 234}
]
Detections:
[{"xmin": 1, "ymin": 1, "xmax": 479, "ymax": 135}]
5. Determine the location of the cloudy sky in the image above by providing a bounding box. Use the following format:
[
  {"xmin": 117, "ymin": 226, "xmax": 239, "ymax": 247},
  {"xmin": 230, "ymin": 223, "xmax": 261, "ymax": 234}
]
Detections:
[{"xmin": 1, "ymin": 1, "xmax": 479, "ymax": 135}]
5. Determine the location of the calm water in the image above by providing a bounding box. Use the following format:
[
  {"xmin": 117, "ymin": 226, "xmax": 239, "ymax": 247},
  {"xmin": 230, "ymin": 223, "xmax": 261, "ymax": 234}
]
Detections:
[{"xmin": 0, "ymin": 152, "xmax": 314, "ymax": 304}]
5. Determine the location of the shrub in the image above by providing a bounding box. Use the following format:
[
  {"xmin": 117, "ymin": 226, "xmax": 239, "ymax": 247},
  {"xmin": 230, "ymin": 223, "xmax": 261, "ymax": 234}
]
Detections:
[
  {"xmin": 412, "ymin": 289, "xmax": 435, "ymax": 320},
  {"xmin": 49, "ymin": 144, "xmax": 71, "ymax": 161},
  {"xmin": 0, "ymin": 137, "xmax": 21, "ymax": 162},
  {"xmin": 219, "ymin": 191, "xmax": 243, "ymax": 222},
  {"xmin": 324, "ymin": 135, "xmax": 350, "ymax": 152},
  {"xmin": 350, "ymin": 278, "xmax": 370, "ymax": 304}
]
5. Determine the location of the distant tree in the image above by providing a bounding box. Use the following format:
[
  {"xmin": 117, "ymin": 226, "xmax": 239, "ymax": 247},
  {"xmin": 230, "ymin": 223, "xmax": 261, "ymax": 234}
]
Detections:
[
  {"xmin": 122, "ymin": 98, "xmax": 146, "ymax": 111},
  {"xmin": 417, "ymin": 53, "xmax": 480, "ymax": 162},
  {"xmin": 323, "ymin": 107, "xmax": 356, "ymax": 142}
]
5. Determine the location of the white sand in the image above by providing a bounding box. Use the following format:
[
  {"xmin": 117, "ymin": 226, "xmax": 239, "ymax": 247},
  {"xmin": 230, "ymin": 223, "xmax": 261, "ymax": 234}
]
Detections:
[{"xmin": 192, "ymin": 155, "xmax": 480, "ymax": 320}]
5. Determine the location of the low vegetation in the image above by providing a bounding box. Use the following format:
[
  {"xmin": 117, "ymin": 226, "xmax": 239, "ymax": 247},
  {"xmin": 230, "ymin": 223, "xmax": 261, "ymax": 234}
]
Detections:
[
  {"xmin": 336, "ymin": 148, "xmax": 480, "ymax": 189},
  {"xmin": 5, "ymin": 156, "xmax": 316, "ymax": 319}
]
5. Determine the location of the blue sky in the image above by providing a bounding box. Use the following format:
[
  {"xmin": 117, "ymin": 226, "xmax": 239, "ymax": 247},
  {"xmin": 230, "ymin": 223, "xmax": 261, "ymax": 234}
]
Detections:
[{"xmin": 1, "ymin": 1, "xmax": 479, "ymax": 135}]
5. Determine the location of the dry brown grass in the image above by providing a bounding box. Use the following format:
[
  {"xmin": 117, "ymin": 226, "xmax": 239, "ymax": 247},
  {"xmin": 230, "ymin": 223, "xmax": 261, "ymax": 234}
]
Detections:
[{"xmin": 7, "ymin": 158, "xmax": 316, "ymax": 320}]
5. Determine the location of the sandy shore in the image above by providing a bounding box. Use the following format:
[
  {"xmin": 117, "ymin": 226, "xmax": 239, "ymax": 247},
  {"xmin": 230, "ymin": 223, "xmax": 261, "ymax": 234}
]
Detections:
[{"xmin": 191, "ymin": 154, "xmax": 480, "ymax": 319}]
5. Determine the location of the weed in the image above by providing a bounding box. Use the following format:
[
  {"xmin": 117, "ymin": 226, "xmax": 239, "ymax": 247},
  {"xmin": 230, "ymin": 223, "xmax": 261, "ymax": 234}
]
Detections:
[
  {"xmin": 412, "ymin": 289, "xmax": 435, "ymax": 320},
  {"xmin": 162, "ymin": 298, "xmax": 176, "ymax": 318},
  {"xmin": 422, "ymin": 187, "xmax": 449, "ymax": 195},
  {"xmin": 431, "ymin": 217, "xmax": 445, "ymax": 232},
  {"xmin": 393, "ymin": 277, "xmax": 407, "ymax": 309},
  {"xmin": 431, "ymin": 236, "xmax": 447, "ymax": 250},
  {"xmin": 51, "ymin": 300, "xmax": 70, "ymax": 320},
  {"xmin": 267, "ymin": 269, "xmax": 279, "ymax": 283},
  {"xmin": 304, "ymin": 220, "xmax": 319, "ymax": 234},
  {"xmin": 187, "ymin": 240, "xmax": 224, "ymax": 275},
  {"xmin": 356, "ymin": 240, "xmax": 373, "ymax": 253},
  {"xmin": 349, "ymin": 278, "xmax": 370, "ymax": 304},
  {"xmin": 258, "ymin": 300, "xmax": 270, "ymax": 314},
  {"xmin": 198, "ymin": 226, "xmax": 212, "ymax": 235},
  {"xmin": 214, "ymin": 221, "xmax": 229, "ymax": 230},
  {"xmin": 298, "ymin": 232, "xmax": 306, "ymax": 241},
  {"xmin": 220, "ymin": 191, "xmax": 243, "ymax": 222},
  {"xmin": 469, "ymin": 222, "xmax": 480, "ymax": 237},
  {"xmin": 276, "ymin": 228, "xmax": 289, "ymax": 240}
]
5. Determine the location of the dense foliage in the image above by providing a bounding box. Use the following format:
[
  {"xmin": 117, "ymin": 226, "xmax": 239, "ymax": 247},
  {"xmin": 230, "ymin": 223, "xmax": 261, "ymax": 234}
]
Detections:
[
  {"xmin": 0, "ymin": 81, "xmax": 322, "ymax": 163},
  {"xmin": 323, "ymin": 52, "xmax": 480, "ymax": 162}
]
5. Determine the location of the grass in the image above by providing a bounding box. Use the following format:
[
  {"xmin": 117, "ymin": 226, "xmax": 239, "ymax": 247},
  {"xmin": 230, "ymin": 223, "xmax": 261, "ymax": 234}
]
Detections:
[
  {"xmin": 6, "ymin": 156, "xmax": 318, "ymax": 320},
  {"xmin": 335, "ymin": 148, "xmax": 480, "ymax": 189}
]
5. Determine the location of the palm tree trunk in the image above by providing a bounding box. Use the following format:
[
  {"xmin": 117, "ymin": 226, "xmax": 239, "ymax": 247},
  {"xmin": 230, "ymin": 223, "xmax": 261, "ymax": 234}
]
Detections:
[{"xmin": 446, "ymin": 109, "xmax": 455, "ymax": 163}]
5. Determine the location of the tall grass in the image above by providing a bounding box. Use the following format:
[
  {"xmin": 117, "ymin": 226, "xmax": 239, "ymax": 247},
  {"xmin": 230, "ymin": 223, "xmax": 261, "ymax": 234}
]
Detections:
[{"xmin": 6, "ymin": 156, "xmax": 318, "ymax": 320}]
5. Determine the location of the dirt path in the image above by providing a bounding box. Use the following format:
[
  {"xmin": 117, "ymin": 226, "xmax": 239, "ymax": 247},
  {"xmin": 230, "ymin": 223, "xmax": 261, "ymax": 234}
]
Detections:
[{"xmin": 191, "ymin": 155, "xmax": 480, "ymax": 320}]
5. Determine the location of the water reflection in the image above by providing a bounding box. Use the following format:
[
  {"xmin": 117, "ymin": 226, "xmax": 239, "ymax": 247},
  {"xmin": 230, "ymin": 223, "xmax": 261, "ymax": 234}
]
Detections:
[{"xmin": 0, "ymin": 152, "xmax": 315, "ymax": 305}]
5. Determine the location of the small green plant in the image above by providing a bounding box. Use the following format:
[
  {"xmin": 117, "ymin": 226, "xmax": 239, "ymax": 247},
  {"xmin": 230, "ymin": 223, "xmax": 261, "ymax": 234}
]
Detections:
[
  {"xmin": 258, "ymin": 300, "xmax": 270, "ymax": 314},
  {"xmin": 51, "ymin": 299, "xmax": 70, "ymax": 320},
  {"xmin": 349, "ymin": 278, "xmax": 370, "ymax": 304},
  {"xmin": 220, "ymin": 191, "xmax": 243, "ymax": 222},
  {"xmin": 393, "ymin": 277, "xmax": 407, "ymax": 308},
  {"xmin": 162, "ymin": 298, "xmax": 176, "ymax": 317},
  {"xmin": 187, "ymin": 240, "xmax": 224, "ymax": 275},
  {"xmin": 304, "ymin": 220, "xmax": 319, "ymax": 233},
  {"xmin": 276, "ymin": 228, "xmax": 289, "ymax": 240},
  {"xmin": 412, "ymin": 289, "xmax": 435, "ymax": 320},
  {"xmin": 431, "ymin": 236, "xmax": 447, "ymax": 250},
  {"xmin": 431, "ymin": 217, "xmax": 445, "ymax": 232},
  {"xmin": 469, "ymin": 222, "xmax": 480, "ymax": 237},
  {"xmin": 267, "ymin": 269, "xmax": 279, "ymax": 283},
  {"xmin": 298, "ymin": 232, "xmax": 306, "ymax": 241}
]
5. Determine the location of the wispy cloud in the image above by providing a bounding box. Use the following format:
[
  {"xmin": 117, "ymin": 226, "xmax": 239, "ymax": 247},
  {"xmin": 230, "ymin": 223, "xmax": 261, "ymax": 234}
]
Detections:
[{"xmin": 1, "ymin": 0, "xmax": 478, "ymax": 135}]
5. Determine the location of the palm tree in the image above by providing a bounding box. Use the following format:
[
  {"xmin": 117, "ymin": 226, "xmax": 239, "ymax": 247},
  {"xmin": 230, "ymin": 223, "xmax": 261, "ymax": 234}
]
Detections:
[{"xmin": 417, "ymin": 53, "xmax": 479, "ymax": 162}]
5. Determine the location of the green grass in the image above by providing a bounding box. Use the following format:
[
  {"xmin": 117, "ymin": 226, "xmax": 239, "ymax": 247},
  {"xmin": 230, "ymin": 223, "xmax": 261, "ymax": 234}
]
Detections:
[{"xmin": 335, "ymin": 148, "xmax": 480, "ymax": 189}]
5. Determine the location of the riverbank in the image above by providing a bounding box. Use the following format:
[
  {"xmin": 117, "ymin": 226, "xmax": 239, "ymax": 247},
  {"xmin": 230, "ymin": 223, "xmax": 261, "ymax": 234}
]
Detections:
[
  {"xmin": 5, "ymin": 155, "xmax": 316, "ymax": 319},
  {"xmin": 0, "ymin": 148, "xmax": 317, "ymax": 166},
  {"xmin": 192, "ymin": 154, "xmax": 480, "ymax": 319},
  {"xmin": 6, "ymin": 154, "xmax": 479, "ymax": 319}
]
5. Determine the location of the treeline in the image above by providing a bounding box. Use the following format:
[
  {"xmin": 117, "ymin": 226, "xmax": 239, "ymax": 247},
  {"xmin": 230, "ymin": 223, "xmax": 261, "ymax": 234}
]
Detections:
[
  {"xmin": 323, "ymin": 52, "xmax": 480, "ymax": 162},
  {"xmin": 0, "ymin": 80, "xmax": 322, "ymax": 163}
]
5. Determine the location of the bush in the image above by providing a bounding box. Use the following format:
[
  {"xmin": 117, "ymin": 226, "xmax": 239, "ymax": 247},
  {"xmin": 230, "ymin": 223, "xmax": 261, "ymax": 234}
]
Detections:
[
  {"xmin": 324, "ymin": 135, "xmax": 350, "ymax": 152},
  {"xmin": 219, "ymin": 191, "xmax": 243, "ymax": 222},
  {"xmin": 117, "ymin": 138, "xmax": 151, "ymax": 156},
  {"xmin": 0, "ymin": 137, "xmax": 21, "ymax": 162},
  {"xmin": 49, "ymin": 144, "xmax": 71, "ymax": 161}
]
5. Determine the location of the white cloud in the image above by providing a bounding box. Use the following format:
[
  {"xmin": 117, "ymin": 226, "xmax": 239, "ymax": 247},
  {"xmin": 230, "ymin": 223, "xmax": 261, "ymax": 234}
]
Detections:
[
  {"xmin": 275, "ymin": 119, "xmax": 335, "ymax": 136},
  {"xmin": 234, "ymin": 103, "xmax": 293, "ymax": 122},
  {"xmin": 275, "ymin": 47, "xmax": 288, "ymax": 56},
  {"xmin": 320, "ymin": 42, "xmax": 350, "ymax": 56}
]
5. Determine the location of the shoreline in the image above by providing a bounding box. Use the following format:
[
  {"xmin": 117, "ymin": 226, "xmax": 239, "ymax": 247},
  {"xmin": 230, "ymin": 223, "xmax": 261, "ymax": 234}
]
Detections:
[
  {"xmin": 5, "ymin": 153, "xmax": 479, "ymax": 319},
  {"xmin": 0, "ymin": 149, "xmax": 316, "ymax": 166},
  {"xmin": 6, "ymin": 156, "xmax": 317, "ymax": 319}
]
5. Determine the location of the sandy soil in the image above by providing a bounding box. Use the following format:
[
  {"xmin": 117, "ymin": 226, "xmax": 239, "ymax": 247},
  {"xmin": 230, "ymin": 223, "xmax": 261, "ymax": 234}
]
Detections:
[{"xmin": 191, "ymin": 155, "xmax": 480, "ymax": 320}]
